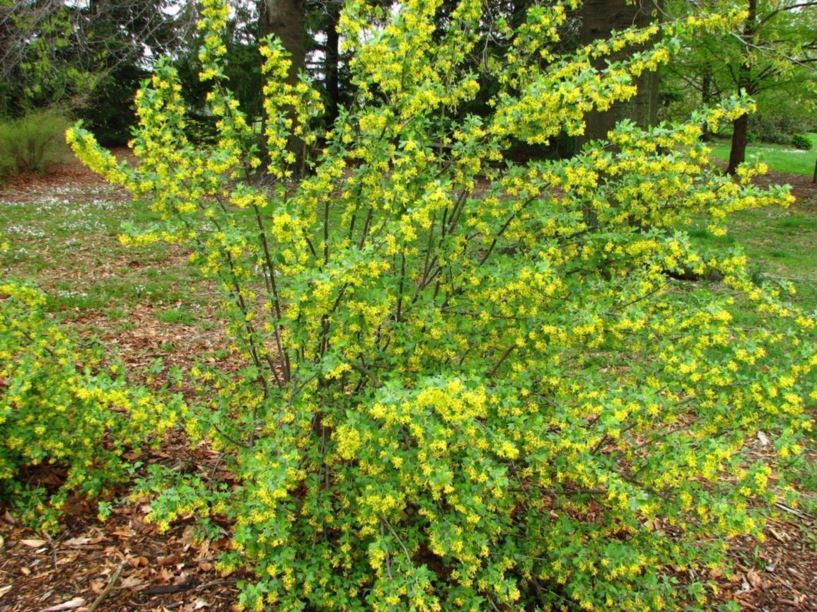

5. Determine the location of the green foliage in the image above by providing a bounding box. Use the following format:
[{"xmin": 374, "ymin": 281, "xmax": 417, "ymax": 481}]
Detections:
[
  {"xmin": 172, "ymin": 13, "xmax": 265, "ymax": 142},
  {"xmin": 0, "ymin": 279, "xmax": 181, "ymax": 531},
  {"xmin": 792, "ymin": 133, "xmax": 813, "ymax": 151},
  {"xmin": 80, "ymin": 62, "xmax": 147, "ymax": 147},
  {"xmin": 749, "ymin": 113, "xmax": 811, "ymax": 145},
  {"xmin": 662, "ymin": 0, "xmax": 817, "ymax": 144},
  {"xmin": 1, "ymin": 3, "xmax": 98, "ymax": 113},
  {"xmin": 0, "ymin": 0, "xmax": 187, "ymax": 148},
  {"xmin": 0, "ymin": 110, "xmax": 71, "ymax": 179},
  {"xmin": 68, "ymin": 0, "xmax": 817, "ymax": 609}
]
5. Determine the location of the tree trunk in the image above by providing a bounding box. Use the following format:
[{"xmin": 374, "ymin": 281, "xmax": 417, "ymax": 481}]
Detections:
[
  {"xmin": 726, "ymin": 0, "xmax": 757, "ymax": 175},
  {"xmin": 260, "ymin": 0, "xmax": 306, "ymax": 86},
  {"xmin": 727, "ymin": 113, "xmax": 749, "ymax": 173},
  {"xmin": 577, "ymin": 0, "xmax": 660, "ymax": 146},
  {"xmin": 324, "ymin": 1, "xmax": 341, "ymax": 126},
  {"xmin": 260, "ymin": 0, "xmax": 307, "ymax": 172}
]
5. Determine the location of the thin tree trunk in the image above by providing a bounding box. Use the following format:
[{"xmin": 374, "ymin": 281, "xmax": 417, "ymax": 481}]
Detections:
[
  {"xmin": 324, "ymin": 1, "xmax": 340, "ymax": 126},
  {"xmin": 726, "ymin": 0, "xmax": 757, "ymax": 174},
  {"xmin": 727, "ymin": 113, "xmax": 749, "ymax": 173}
]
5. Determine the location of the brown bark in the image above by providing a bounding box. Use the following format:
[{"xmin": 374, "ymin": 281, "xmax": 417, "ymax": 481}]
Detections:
[
  {"xmin": 260, "ymin": 0, "xmax": 307, "ymax": 172},
  {"xmin": 324, "ymin": 1, "xmax": 341, "ymax": 125},
  {"xmin": 727, "ymin": 112, "xmax": 749, "ymax": 174},
  {"xmin": 260, "ymin": 0, "xmax": 306, "ymax": 85},
  {"xmin": 726, "ymin": 0, "xmax": 758, "ymax": 175},
  {"xmin": 578, "ymin": 0, "xmax": 661, "ymax": 146}
]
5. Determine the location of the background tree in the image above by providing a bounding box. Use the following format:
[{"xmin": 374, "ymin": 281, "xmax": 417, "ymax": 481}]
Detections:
[
  {"xmin": 577, "ymin": 0, "xmax": 663, "ymax": 145},
  {"xmin": 0, "ymin": 0, "xmax": 192, "ymax": 143},
  {"xmin": 260, "ymin": 0, "xmax": 306, "ymax": 84},
  {"xmin": 663, "ymin": 0, "xmax": 817, "ymax": 173}
]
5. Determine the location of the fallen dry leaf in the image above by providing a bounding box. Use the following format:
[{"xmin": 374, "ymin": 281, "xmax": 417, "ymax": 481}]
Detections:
[
  {"xmin": 40, "ymin": 597, "xmax": 86, "ymax": 611},
  {"xmin": 746, "ymin": 569, "xmax": 763, "ymax": 589},
  {"xmin": 119, "ymin": 575, "xmax": 146, "ymax": 590},
  {"xmin": 20, "ymin": 538, "xmax": 47, "ymax": 547},
  {"xmin": 63, "ymin": 536, "xmax": 92, "ymax": 547}
]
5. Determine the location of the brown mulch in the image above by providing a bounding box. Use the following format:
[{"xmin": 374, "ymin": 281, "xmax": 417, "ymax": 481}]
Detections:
[
  {"xmin": 726, "ymin": 515, "xmax": 817, "ymax": 611},
  {"xmin": 2, "ymin": 159, "xmax": 817, "ymax": 610},
  {"xmin": 0, "ymin": 433, "xmax": 245, "ymax": 612},
  {"xmin": 0, "ymin": 152, "xmax": 133, "ymax": 201}
]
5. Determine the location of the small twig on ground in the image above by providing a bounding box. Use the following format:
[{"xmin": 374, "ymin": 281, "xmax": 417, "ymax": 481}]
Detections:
[
  {"xmin": 775, "ymin": 502, "xmax": 815, "ymax": 521},
  {"xmin": 43, "ymin": 531, "xmax": 58, "ymax": 572},
  {"xmin": 142, "ymin": 580, "xmax": 196, "ymax": 597},
  {"xmin": 88, "ymin": 561, "xmax": 125, "ymax": 612}
]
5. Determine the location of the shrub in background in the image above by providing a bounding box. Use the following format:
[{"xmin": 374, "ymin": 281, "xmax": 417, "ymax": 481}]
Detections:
[
  {"xmin": 0, "ymin": 109, "xmax": 71, "ymax": 180},
  {"xmin": 79, "ymin": 61, "xmax": 146, "ymax": 147},
  {"xmin": 748, "ymin": 112, "xmax": 811, "ymax": 145},
  {"xmin": 69, "ymin": 0, "xmax": 817, "ymax": 609},
  {"xmin": 791, "ymin": 133, "xmax": 813, "ymax": 151},
  {"xmin": 0, "ymin": 280, "xmax": 181, "ymax": 531}
]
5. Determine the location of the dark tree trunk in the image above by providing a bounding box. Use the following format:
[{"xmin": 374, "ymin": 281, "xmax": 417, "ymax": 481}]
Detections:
[
  {"xmin": 726, "ymin": 0, "xmax": 757, "ymax": 175},
  {"xmin": 260, "ymin": 0, "xmax": 307, "ymax": 171},
  {"xmin": 324, "ymin": 1, "xmax": 341, "ymax": 125},
  {"xmin": 260, "ymin": 0, "xmax": 306, "ymax": 85},
  {"xmin": 727, "ymin": 113, "xmax": 749, "ymax": 173},
  {"xmin": 577, "ymin": 0, "xmax": 661, "ymax": 147}
]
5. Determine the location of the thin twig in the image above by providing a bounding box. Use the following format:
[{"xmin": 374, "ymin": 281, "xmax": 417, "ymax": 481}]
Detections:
[{"xmin": 88, "ymin": 561, "xmax": 125, "ymax": 612}]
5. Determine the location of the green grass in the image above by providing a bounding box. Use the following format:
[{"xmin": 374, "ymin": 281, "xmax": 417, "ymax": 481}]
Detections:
[
  {"xmin": 710, "ymin": 132, "xmax": 817, "ymax": 177},
  {"xmin": 0, "ymin": 180, "xmax": 212, "ymax": 337},
  {"xmin": 157, "ymin": 305, "xmax": 198, "ymax": 325},
  {"xmin": 687, "ymin": 207, "xmax": 817, "ymax": 314}
]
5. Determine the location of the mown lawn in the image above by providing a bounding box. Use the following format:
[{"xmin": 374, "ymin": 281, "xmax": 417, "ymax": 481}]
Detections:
[
  {"xmin": 688, "ymin": 206, "xmax": 817, "ymax": 313},
  {"xmin": 709, "ymin": 132, "xmax": 817, "ymax": 177},
  {"xmin": 0, "ymin": 181, "xmax": 203, "ymax": 316}
]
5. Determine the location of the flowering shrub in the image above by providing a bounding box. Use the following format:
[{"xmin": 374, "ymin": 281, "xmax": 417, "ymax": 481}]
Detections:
[
  {"xmin": 68, "ymin": 0, "xmax": 817, "ymax": 608},
  {"xmin": 0, "ymin": 280, "xmax": 179, "ymax": 530}
]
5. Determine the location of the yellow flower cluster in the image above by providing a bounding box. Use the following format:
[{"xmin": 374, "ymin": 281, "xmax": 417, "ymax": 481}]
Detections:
[
  {"xmin": 1, "ymin": 281, "xmax": 181, "ymax": 531},
  {"xmin": 65, "ymin": 0, "xmax": 817, "ymax": 609}
]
